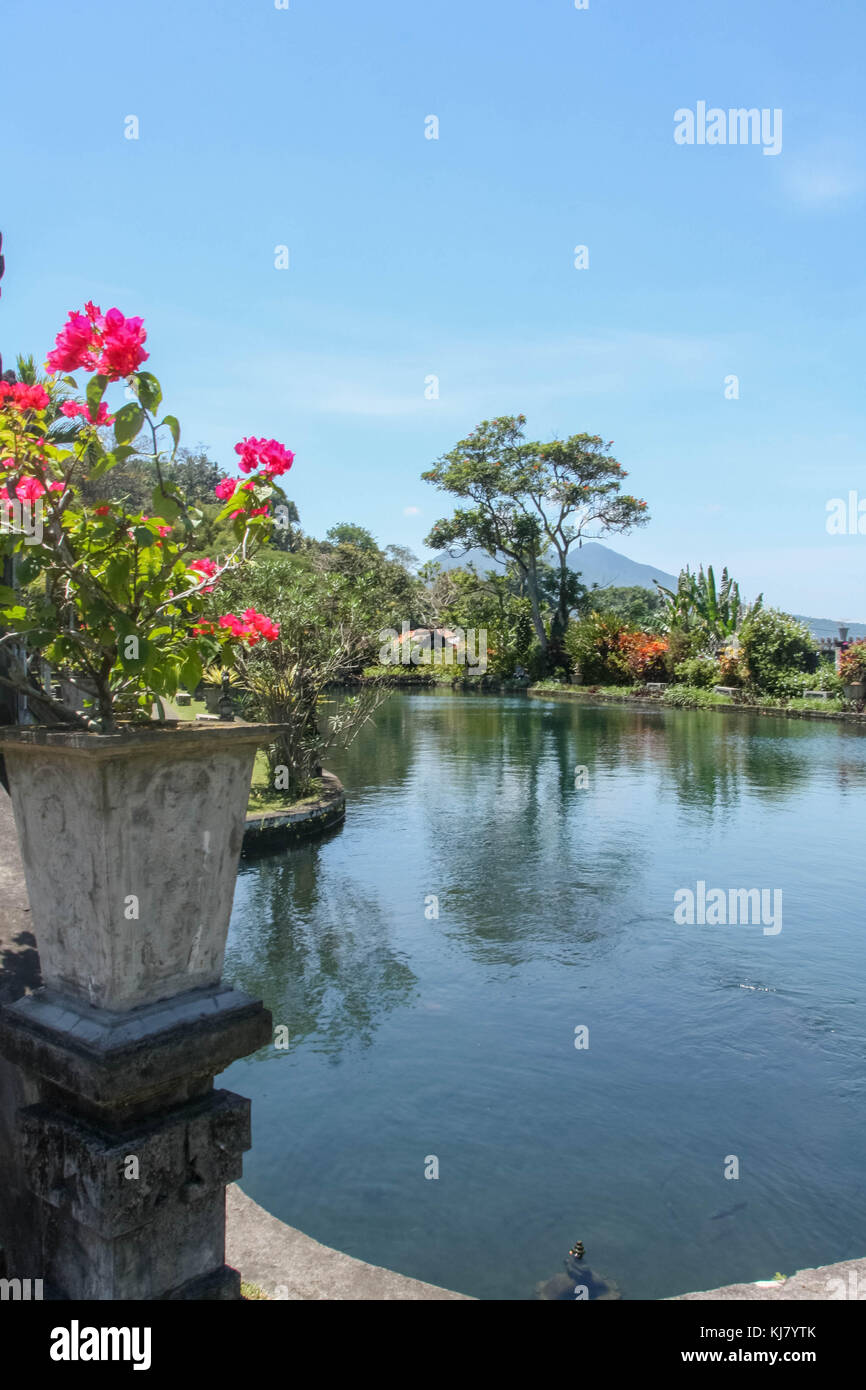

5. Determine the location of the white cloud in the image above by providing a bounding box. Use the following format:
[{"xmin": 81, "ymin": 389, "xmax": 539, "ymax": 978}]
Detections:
[{"xmin": 403, "ymin": 505, "xmax": 421, "ymax": 515}]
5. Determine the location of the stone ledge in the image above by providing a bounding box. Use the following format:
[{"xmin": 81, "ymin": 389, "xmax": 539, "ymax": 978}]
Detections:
[
  {"xmin": 225, "ymin": 1184, "xmax": 474, "ymax": 1301},
  {"xmin": 670, "ymin": 1255, "xmax": 866, "ymax": 1300},
  {"xmin": 0, "ymin": 986, "xmax": 272, "ymax": 1109},
  {"xmin": 243, "ymin": 772, "xmax": 346, "ymax": 855}
]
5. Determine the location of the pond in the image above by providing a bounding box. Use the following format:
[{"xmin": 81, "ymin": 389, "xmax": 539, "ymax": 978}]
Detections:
[{"xmin": 221, "ymin": 691, "xmax": 866, "ymax": 1300}]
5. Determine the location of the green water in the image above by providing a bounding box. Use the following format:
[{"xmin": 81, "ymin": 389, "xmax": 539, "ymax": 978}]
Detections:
[{"xmin": 222, "ymin": 692, "xmax": 866, "ymax": 1299}]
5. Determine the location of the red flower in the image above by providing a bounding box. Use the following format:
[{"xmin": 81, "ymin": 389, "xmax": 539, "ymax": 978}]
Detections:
[
  {"xmin": 93, "ymin": 505, "xmax": 111, "ymax": 516},
  {"xmin": 215, "ymin": 477, "xmax": 237, "ymax": 500},
  {"xmin": 233, "ymin": 436, "xmax": 294, "ymax": 477},
  {"xmin": 46, "ymin": 312, "xmax": 98, "ymax": 373},
  {"xmin": 99, "ymin": 308, "xmax": 148, "ymax": 378},
  {"xmin": 46, "ymin": 304, "xmax": 148, "ymax": 380},
  {"xmin": 60, "ymin": 399, "xmax": 116, "ymax": 426},
  {"xmin": 15, "ymin": 476, "xmax": 46, "ymax": 502},
  {"xmin": 218, "ymin": 608, "xmax": 279, "ymax": 643},
  {"xmin": 0, "ymin": 381, "xmax": 50, "ymax": 412},
  {"xmin": 189, "ymin": 557, "xmax": 218, "ymax": 578}
]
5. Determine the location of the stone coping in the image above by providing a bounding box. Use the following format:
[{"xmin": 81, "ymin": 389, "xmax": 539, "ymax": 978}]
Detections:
[
  {"xmin": 226, "ymin": 1184, "xmax": 473, "ymax": 1300},
  {"xmin": 0, "ymin": 721, "xmax": 287, "ymax": 758},
  {"xmin": 670, "ymin": 1255, "xmax": 866, "ymax": 1300},
  {"xmin": 243, "ymin": 772, "xmax": 346, "ymax": 854}
]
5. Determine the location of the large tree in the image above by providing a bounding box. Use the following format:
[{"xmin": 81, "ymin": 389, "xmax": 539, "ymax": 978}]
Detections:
[{"xmin": 422, "ymin": 415, "xmax": 649, "ymax": 671}]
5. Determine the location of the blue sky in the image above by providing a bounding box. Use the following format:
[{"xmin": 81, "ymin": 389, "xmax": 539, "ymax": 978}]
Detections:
[{"xmin": 1, "ymin": 0, "xmax": 865, "ymax": 618}]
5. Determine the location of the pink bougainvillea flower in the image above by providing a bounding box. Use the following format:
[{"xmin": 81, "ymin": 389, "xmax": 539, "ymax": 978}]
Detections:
[
  {"xmin": 60, "ymin": 399, "xmax": 116, "ymax": 426},
  {"xmin": 241, "ymin": 608, "xmax": 280, "ymax": 641},
  {"xmin": 218, "ymin": 609, "xmax": 279, "ymax": 643},
  {"xmin": 45, "ymin": 311, "xmax": 98, "ymax": 373},
  {"xmin": 46, "ymin": 304, "xmax": 148, "ymax": 380},
  {"xmin": 48, "ymin": 481, "xmax": 65, "ymax": 493},
  {"xmin": 249, "ymin": 506, "xmax": 269, "ymax": 517},
  {"xmin": 189, "ymin": 557, "xmax": 218, "ymax": 578},
  {"xmin": 98, "ymin": 307, "xmax": 148, "ymax": 378},
  {"xmin": 233, "ymin": 436, "xmax": 294, "ymax": 477},
  {"xmin": 15, "ymin": 476, "xmax": 46, "ymax": 501},
  {"xmin": 0, "ymin": 381, "xmax": 51, "ymax": 412},
  {"xmin": 214, "ymin": 477, "xmax": 237, "ymax": 500},
  {"xmin": 156, "ymin": 524, "xmax": 172, "ymax": 537},
  {"xmin": 189, "ymin": 556, "xmax": 219, "ymax": 592}
]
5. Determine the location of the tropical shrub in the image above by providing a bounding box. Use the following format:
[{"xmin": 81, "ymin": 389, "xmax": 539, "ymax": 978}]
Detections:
[
  {"xmin": 839, "ymin": 639, "xmax": 866, "ymax": 684},
  {"xmin": 717, "ymin": 641, "xmax": 746, "ymax": 687},
  {"xmin": 617, "ymin": 630, "xmax": 669, "ymax": 681},
  {"xmin": 673, "ymin": 655, "xmax": 720, "ymax": 689},
  {"xmin": 738, "ymin": 608, "xmax": 816, "ymax": 696},
  {"xmin": 771, "ymin": 667, "xmax": 844, "ymax": 698},
  {"xmin": 565, "ymin": 613, "xmax": 630, "ymax": 684},
  {"xmin": 565, "ymin": 614, "xmax": 667, "ymax": 684}
]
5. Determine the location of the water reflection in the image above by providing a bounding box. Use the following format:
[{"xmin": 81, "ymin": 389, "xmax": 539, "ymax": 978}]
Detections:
[{"xmin": 228, "ymin": 840, "xmax": 416, "ymax": 1056}]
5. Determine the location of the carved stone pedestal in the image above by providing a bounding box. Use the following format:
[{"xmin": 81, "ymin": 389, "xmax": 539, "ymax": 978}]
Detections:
[{"xmin": 0, "ymin": 984, "xmax": 272, "ymax": 1299}]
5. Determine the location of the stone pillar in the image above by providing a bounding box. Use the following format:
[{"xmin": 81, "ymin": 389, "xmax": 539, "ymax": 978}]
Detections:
[{"xmin": 0, "ymin": 984, "xmax": 271, "ymax": 1299}]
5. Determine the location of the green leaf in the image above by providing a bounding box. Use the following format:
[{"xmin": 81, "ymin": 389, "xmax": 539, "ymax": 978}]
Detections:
[
  {"xmin": 159, "ymin": 414, "xmax": 180, "ymax": 452},
  {"xmin": 113, "ymin": 403, "xmax": 144, "ymax": 444},
  {"xmin": 136, "ymin": 372, "xmax": 162, "ymax": 412},
  {"xmin": 0, "ymin": 584, "xmax": 17, "ymax": 604},
  {"xmin": 151, "ymin": 487, "xmax": 181, "ymax": 523},
  {"xmin": 86, "ymin": 374, "xmax": 109, "ymax": 414},
  {"xmin": 133, "ymin": 527, "xmax": 157, "ymax": 548},
  {"xmin": 89, "ymin": 451, "xmax": 123, "ymax": 481},
  {"xmin": 181, "ymin": 650, "xmax": 203, "ymax": 692},
  {"xmin": 0, "ymin": 605, "xmax": 27, "ymax": 622},
  {"xmin": 104, "ymin": 555, "xmax": 132, "ymax": 603}
]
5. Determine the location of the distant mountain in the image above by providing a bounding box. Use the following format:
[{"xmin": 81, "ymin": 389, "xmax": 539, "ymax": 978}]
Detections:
[
  {"xmin": 431, "ymin": 541, "xmax": 865, "ymax": 642},
  {"xmin": 432, "ymin": 540, "xmax": 677, "ymax": 590},
  {"xmin": 563, "ymin": 542, "xmax": 678, "ymax": 592}
]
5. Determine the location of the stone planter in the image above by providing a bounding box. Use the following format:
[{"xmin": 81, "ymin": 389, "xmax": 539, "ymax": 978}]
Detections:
[
  {"xmin": 0, "ymin": 720, "xmax": 282, "ymax": 1299},
  {"xmin": 844, "ymin": 682, "xmax": 865, "ymax": 701},
  {"xmin": 0, "ymin": 721, "xmax": 282, "ymax": 1013}
]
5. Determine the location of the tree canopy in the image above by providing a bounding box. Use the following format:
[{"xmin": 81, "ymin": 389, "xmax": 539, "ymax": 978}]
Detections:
[{"xmin": 423, "ymin": 415, "xmax": 649, "ymax": 671}]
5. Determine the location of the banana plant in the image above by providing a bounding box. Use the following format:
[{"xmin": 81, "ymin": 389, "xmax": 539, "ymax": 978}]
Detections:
[{"xmin": 655, "ymin": 565, "xmax": 762, "ymax": 646}]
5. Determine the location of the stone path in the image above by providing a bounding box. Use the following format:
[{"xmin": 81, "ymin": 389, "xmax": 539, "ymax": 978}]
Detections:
[{"xmin": 226, "ymin": 1184, "xmax": 471, "ymax": 1300}]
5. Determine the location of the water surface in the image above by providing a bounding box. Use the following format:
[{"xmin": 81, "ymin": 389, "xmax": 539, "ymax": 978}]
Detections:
[{"xmin": 222, "ymin": 692, "xmax": 866, "ymax": 1299}]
